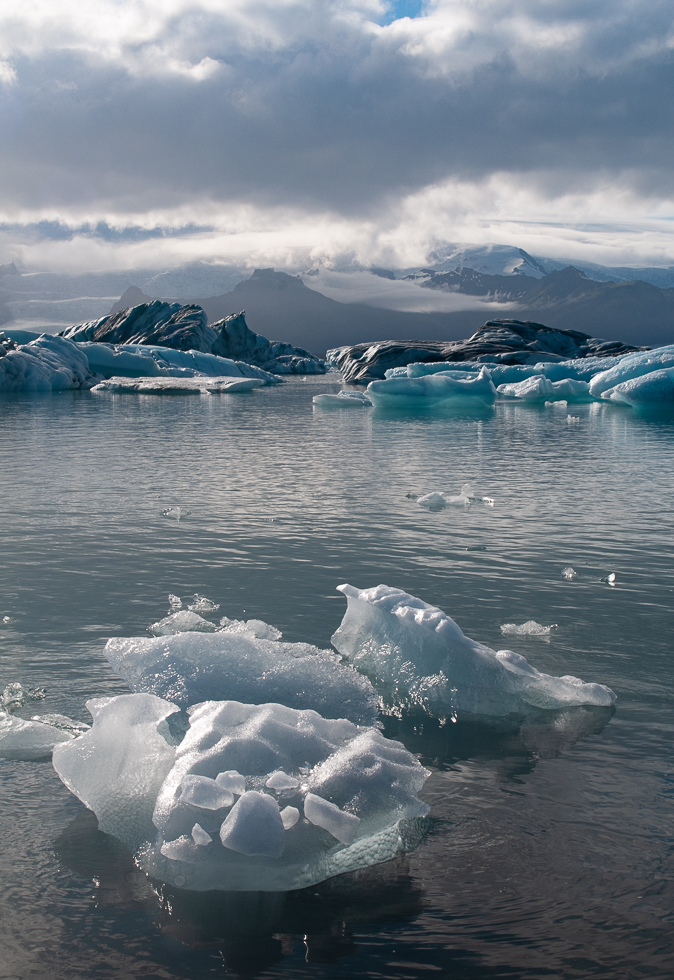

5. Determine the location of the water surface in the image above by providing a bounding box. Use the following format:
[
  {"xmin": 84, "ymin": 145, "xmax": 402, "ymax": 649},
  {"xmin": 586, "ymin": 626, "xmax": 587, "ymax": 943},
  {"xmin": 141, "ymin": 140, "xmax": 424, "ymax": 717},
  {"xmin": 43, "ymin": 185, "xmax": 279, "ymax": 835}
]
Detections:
[{"xmin": 1, "ymin": 379, "xmax": 672, "ymax": 979}]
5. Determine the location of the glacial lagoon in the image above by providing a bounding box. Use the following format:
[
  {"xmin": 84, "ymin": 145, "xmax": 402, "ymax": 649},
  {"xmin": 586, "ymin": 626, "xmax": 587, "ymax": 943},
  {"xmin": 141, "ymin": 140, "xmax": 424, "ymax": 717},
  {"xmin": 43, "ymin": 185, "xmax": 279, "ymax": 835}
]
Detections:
[{"xmin": 1, "ymin": 375, "xmax": 673, "ymax": 978}]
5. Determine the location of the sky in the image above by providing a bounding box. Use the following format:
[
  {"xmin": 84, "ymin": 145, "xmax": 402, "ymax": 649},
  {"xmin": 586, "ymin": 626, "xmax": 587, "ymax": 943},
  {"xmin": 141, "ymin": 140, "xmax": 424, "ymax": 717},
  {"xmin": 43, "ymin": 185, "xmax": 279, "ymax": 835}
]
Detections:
[{"xmin": 1, "ymin": 0, "xmax": 673, "ymax": 274}]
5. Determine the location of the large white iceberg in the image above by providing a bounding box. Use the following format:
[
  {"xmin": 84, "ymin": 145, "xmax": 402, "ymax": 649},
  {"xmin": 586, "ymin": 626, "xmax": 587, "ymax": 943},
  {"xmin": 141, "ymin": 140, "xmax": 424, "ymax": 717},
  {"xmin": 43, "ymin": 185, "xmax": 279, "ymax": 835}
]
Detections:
[
  {"xmin": 366, "ymin": 368, "xmax": 496, "ymax": 409},
  {"xmin": 80, "ymin": 342, "xmax": 279, "ymax": 384},
  {"xmin": 595, "ymin": 367, "xmax": 674, "ymax": 406},
  {"xmin": 103, "ymin": 629, "xmax": 379, "ymax": 725},
  {"xmin": 589, "ymin": 346, "xmax": 674, "ymax": 399},
  {"xmin": 0, "ymin": 334, "xmax": 94, "ymax": 392},
  {"xmin": 331, "ymin": 584, "xmax": 615, "ymax": 720},
  {"xmin": 53, "ymin": 694, "xmax": 430, "ymax": 891},
  {"xmin": 91, "ymin": 376, "xmax": 264, "ymax": 395},
  {"xmin": 395, "ymin": 357, "xmax": 616, "ymax": 385}
]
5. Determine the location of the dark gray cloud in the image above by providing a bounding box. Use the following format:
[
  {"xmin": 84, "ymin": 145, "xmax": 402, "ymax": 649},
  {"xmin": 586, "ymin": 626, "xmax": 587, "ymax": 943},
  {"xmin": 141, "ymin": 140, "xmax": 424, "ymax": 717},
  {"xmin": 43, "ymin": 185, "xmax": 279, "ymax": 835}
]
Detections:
[{"xmin": 0, "ymin": 0, "xmax": 673, "ymax": 265}]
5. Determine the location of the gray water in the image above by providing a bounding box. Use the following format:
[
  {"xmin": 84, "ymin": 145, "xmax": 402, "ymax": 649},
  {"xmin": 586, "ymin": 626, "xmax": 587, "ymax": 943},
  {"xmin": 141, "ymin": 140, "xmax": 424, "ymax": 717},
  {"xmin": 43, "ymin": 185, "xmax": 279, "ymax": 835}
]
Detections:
[{"xmin": 0, "ymin": 377, "xmax": 672, "ymax": 979}]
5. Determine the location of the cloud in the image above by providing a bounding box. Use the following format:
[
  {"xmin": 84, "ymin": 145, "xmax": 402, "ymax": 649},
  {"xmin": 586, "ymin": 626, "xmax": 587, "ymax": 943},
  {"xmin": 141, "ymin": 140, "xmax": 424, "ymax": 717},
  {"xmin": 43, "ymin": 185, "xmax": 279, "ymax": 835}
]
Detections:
[{"xmin": 0, "ymin": 0, "xmax": 673, "ymax": 270}]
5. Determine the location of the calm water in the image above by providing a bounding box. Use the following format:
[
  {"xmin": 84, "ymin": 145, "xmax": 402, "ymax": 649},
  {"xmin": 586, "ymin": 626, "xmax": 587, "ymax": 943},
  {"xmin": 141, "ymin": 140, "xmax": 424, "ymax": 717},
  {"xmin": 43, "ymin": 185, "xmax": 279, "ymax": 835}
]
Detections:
[{"xmin": 0, "ymin": 377, "xmax": 672, "ymax": 980}]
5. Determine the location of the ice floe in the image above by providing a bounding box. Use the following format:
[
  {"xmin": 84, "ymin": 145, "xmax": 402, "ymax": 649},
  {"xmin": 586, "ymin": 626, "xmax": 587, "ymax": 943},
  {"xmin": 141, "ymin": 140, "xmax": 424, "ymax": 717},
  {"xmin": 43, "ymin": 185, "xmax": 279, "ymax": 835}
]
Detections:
[
  {"xmin": 92, "ymin": 376, "xmax": 265, "ymax": 395},
  {"xmin": 0, "ymin": 334, "xmax": 94, "ymax": 392},
  {"xmin": 312, "ymin": 391, "xmax": 372, "ymax": 408},
  {"xmin": 366, "ymin": 368, "xmax": 497, "ymax": 410},
  {"xmin": 500, "ymin": 621, "xmax": 557, "ymax": 636},
  {"xmin": 497, "ymin": 375, "xmax": 593, "ymax": 403},
  {"xmin": 103, "ymin": 628, "xmax": 378, "ymax": 724},
  {"xmin": 53, "ymin": 695, "xmax": 430, "ymax": 891},
  {"xmin": 561, "ymin": 567, "xmax": 577, "ymax": 580},
  {"xmin": 0, "ymin": 712, "xmax": 75, "ymax": 760},
  {"xmin": 188, "ymin": 595, "xmax": 220, "ymax": 613},
  {"xmin": 331, "ymin": 584, "xmax": 615, "ymax": 720}
]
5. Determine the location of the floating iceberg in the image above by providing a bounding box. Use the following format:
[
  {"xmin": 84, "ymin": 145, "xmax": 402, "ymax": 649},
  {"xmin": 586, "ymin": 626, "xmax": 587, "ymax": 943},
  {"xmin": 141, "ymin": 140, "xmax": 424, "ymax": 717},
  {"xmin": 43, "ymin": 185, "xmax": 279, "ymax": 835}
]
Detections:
[
  {"xmin": 366, "ymin": 368, "xmax": 496, "ymax": 410},
  {"xmin": 400, "ymin": 357, "xmax": 615, "ymax": 386},
  {"xmin": 0, "ymin": 712, "xmax": 74, "ymax": 760},
  {"xmin": 497, "ymin": 375, "xmax": 594, "ymax": 403},
  {"xmin": 589, "ymin": 346, "xmax": 674, "ymax": 399},
  {"xmin": 0, "ymin": 334, "xmax": 94, "ymax": 392},
  {"xmin": 103, "ymin": 629, "xmax": 378, "ymax": 724},
  {"xmin": 597, "ymin": 367, "xmax": 674, "ymax": 406},
  {"xmin": 53, "ymin": 695, "xmax": 430, "ymax": 891},
  {"xmin": 500, "ymin": 621, "xmax": 557, "ymax": 636},
  {"xmin": 312, "ymin": 391, "xmax": 372, "ymax": 408},
  {"xmin": 91, "ymin": 376, "xmax": 265, "ymax": 395},
  {"xmin": 331, "ymin": 584, "xmax": 615, "ymax": 720}
]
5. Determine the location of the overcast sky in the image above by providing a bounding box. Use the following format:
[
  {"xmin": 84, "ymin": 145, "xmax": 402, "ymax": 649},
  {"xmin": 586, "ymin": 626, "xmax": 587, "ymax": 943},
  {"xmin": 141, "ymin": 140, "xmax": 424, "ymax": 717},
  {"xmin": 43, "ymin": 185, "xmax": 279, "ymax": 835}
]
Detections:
[{"xmin": 1, "ymin": 0, "xmax": 673, "ymax": 272}]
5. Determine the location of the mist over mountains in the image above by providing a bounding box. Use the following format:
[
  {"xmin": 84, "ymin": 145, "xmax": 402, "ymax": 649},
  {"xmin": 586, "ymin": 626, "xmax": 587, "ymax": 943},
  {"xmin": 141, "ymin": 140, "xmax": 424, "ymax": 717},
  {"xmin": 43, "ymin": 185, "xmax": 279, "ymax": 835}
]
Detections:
[{"xmin": 2, "ymin": 243, "xmax": 674, "ymax": 353}]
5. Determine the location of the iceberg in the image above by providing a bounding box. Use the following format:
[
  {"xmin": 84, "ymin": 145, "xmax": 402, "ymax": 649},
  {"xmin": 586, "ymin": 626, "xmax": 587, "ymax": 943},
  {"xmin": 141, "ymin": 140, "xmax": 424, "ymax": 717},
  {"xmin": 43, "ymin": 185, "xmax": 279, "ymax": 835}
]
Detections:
[
  {"xmin": 53, "ymin": 695, "xmax": 430, "ymax": 891},
  {"xmin": 500, "ymin": 621, "xmax": 557, "ymax": 636},
  {"xmin": 416, "ymin": 484, "xmax": 493, "ymax": 511},
  {"xmin": 0, "ymin": 334, "xmax": 94, "ymax": 392},
  {"xmin": 0, "ymin": 712, "xmax": 74, "ymax": 760},
  {"xmin": 497, "ymin": 375, "xmax": 594, "ymax": 403},
  {"xmin": 598, "ymin": 367, "xmax": 674, "ymax": 406},
  {"xmin": 589, "ymin": 346, "xmax": 674, "ymax": 399},
  {"xmin": 149, "ymin": 610, "xmax": 219, "ymax": 636},
  {"xmin": 81, "ymin": 342, "xmax": 279, "ymax": 384},
  {"xmin": 103, "ymin": 629, "xmax": 379, "ymax": 725},
  {"xmin": 331, "ymin": 584, "xmax": 615, "ymax": 720},
  {"xmin": 91, "ymin": 376, "xmax": 265, "ymax": 395},
  {"xmin": 365, "ymin": 368, "xmax": 497, "ymax": 410}
]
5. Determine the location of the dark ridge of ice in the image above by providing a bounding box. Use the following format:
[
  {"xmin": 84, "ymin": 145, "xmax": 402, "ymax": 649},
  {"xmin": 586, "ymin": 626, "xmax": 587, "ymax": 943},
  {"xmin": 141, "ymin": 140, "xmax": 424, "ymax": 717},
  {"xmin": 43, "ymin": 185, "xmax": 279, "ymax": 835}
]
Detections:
[
  {"xmin": 328, "ymin": 319, "xmax": 644, "ymax": 383},
  {"xmin": 62, "ymin": 304, "xmax": 326, "ymax": 375}
]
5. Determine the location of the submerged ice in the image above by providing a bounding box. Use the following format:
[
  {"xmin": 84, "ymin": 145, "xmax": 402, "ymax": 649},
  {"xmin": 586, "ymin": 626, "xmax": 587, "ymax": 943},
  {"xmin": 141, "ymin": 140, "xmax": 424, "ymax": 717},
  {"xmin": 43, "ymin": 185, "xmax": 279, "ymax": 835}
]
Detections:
[
  {"xmin": 331, "ymin": 584, "xmax": 615, "ymax": 720},
  {"xmin": 53, "ymin": 695, "xmax": 430, "ymax": 891}
]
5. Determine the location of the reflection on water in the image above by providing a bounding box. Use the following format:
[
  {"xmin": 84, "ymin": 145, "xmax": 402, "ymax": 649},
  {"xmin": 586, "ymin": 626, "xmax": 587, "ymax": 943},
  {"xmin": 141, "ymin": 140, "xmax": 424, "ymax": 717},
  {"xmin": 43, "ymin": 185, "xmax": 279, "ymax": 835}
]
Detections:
[{"xmin": 1, "ymin": 379, "xmax": 674, "ymax": 978}]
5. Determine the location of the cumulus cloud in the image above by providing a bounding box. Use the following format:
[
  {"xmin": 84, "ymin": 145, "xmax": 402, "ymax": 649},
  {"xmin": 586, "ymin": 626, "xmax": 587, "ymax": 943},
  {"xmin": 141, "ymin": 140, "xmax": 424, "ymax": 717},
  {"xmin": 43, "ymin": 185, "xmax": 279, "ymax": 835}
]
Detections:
[{"xmin": 0, "ymin": 0, "xmax": 673, "ymax": 270}]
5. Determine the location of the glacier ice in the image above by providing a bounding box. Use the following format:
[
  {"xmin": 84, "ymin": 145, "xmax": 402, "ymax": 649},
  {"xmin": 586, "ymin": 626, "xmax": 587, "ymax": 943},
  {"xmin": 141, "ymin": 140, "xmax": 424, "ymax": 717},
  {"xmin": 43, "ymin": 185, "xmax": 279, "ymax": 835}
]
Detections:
[
  {"xmin": 312, "ymin": 391, "xmax": 372, "ymax": 408},
  {"xmin": 0, "ymin": 334, "xmax": 94, "ymax": 392},
  {"xmin": 497, "ymin": 375, "xmax": 593, "ymax": 403},
  {"xmin": 161, "ymin": 507, "xmax": 191, "ymax": 520},
  {"xmin": 168, "ymin": 594, "xmax": 182, "ymax": 610},
  {"xmin": 365, "ymin": 368, "xmax": 497, "ymax": 410},
  {"xmin": 188, "ymin": 595, "xmax": 220, "ymax": 613},
  {"xmin": 54, "ymin": 695, "xmax": 430, "ymax": 891},
  {"xmin": 0, "ymin": 712, "xmax": 75, "ymax": 760},
  {"xmin": 1, "ymin": 681, "xmax": 46, "ymax": 711},
  {"xmin": 219, "ymin": 617, "xmax": 282, "ymax": 641},
  {"xmin": 562, "ymin": 567, "xmax": 577, "ymax": 580},
  {"xmin": 149, "ymin": 611, "xmax": 218, "ymax": 635},
  {"xmin": 103, "ymin": 629, "xmax": 378, "ymax": 724},
  {"xmin": 589, "ymin": 346, "xmax": 674, "ymax": 399},
  {"xmin": 92, "ymin": 376, "xmax": 265, "ymax": 395},
  {"xmin": 500, "ymin": 621, "xmax": 557, "ymax": 636},
  {"xmin": 598, "ymin": 367, "xmax": 674, "ymax": 406},
  {"xmin": 331, "ymin": 584, "xmax": 615, "ymax": 720}
]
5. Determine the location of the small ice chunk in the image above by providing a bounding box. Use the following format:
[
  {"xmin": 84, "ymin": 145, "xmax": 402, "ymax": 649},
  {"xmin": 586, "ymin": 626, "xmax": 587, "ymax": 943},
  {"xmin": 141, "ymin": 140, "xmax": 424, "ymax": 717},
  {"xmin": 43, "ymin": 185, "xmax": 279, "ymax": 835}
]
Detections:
[
  {"xmin": 280, "ymin": 805, "xmax": 300, "ymax": 830},
  {"xmin": 602, "ymin": 572, "xmax": 617, "ymax": 586},
  {"xmin": 149, "ymin": 610, "xmax": 218, "ymax": 636},
  {"xmin": 2, "ymin": 615, "xmax": 14, "ymax": 624},
  {"xmin": 1, "ymin": 682, "xmax": 46, "ymax": 711},
  {"xmin": 567, "ymin": 414, "xmax": 580, "ymax": 423},
  {"xmin": 219, "ymin": 791, "xmax": 285, "ymax": 858},
  {"xmin": 313, "ymin": 391, "xmax": 371, "ymax": 407},
  {"xmin": 500, "ymin": 621, "xmax": 557, "ymax": 636},
  {"xmin": 562, "ymin": 567, "xmax": 577, "ymax": 580},
  {"xmin": 0, "ymin": 712, "xmax": 74, "ymax": 760},
  {"xmin": 265, "ymin": 770, "xmax": 300, "ymax": 791},
  {"xmin": 218, "ymin": 616, "xmax": 282, "ymax": 640},
  {"xmin": 31, "ymin": 713, "xmax": 90, "ymax": 734},
  {"xmin": 416, "ymin": 491, "xmax": 447, "ymax": 512},
  {"xmin": 179, "ymin": 775, "xmax": 234, "ymax": 810},
  {"xmin": 188, "ymin": 594, "xmax": 220, "ymax": 613},
  {"xmin": 215, "ymin": 770, "xmax": 246, "ymax": 795},
  {"xmin": 168, "ymin": 594, "xmax": 182, "ymax": 610},
  {"xmin": 303, "ymin": 793, "xmax": 361, "ymax": 845},
  {"xmin": 162, "ymin": 507, "xmax": 191, "ymax": 520},
  {"xmin": 191, "ymin": 822, "xmax": 212, "ymax": 846}
]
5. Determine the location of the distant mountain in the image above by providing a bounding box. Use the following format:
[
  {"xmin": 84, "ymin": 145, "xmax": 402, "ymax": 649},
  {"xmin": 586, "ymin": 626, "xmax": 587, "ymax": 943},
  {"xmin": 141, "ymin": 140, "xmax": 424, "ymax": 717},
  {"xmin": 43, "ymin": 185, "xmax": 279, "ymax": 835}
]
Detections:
[
  {"xmin": 193, "ymin": 268, "xmax": 486, "ymax": 353},
  {"xmin": 416, "ymin": 266, "xmax": 674, "ymax": 347}
]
